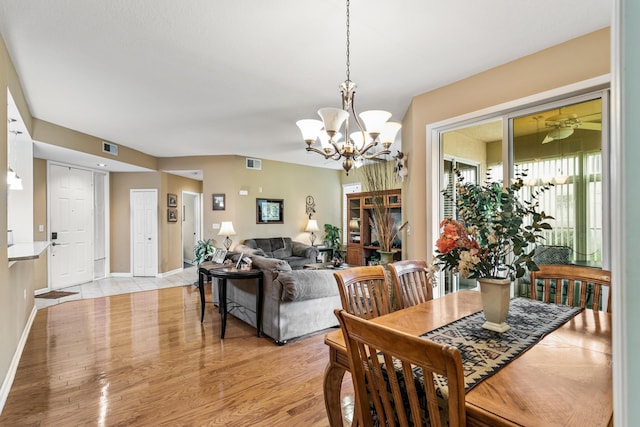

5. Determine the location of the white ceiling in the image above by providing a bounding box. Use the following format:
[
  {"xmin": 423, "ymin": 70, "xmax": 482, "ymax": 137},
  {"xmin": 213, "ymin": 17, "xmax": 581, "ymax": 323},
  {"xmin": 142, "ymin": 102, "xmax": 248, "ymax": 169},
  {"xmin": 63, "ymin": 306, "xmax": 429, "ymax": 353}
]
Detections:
[{"xmin": 0, "ymin": 0, "xmax": 612, "ymax": 174}]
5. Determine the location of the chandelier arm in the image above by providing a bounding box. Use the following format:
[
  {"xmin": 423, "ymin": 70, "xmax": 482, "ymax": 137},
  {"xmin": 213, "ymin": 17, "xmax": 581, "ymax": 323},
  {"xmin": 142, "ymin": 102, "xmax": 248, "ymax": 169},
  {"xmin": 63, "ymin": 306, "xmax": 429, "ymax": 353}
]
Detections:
[
  {"xmin": 348, "ymin": 91, "xmax": 369, "ymax": 152},
  {"xmin": 357, "ymin": 141, "xmax": 382, "ymax": 156},
  {"xmin": 328, "ymin": 140, "xmax": 346, "ymax": 156},
  {"xmin": 306, "ymin": 146, "xmax": 338, "ymax": 159},
  {"xmin": 361, "ymin": 149, "xmax": 391, "ymax": 160}
]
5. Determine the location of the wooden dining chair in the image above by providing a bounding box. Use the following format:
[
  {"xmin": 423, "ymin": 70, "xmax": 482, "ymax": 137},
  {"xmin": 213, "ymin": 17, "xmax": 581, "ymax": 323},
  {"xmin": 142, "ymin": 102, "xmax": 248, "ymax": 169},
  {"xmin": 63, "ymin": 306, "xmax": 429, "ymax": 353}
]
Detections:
[
  {"xmin": 333, "ymin": 265, "xmax": 392, "ymax": 319},
  {"xmin": 388, "ymin": 259, "xmax": 433, "ymax": 310},
  {"xmin": 530, "ymin": 264, "xmax": 612, "ymax": 312},
  {"xmin": 335, "ymin": 309, "xmax": 466, "ymax": 427}
]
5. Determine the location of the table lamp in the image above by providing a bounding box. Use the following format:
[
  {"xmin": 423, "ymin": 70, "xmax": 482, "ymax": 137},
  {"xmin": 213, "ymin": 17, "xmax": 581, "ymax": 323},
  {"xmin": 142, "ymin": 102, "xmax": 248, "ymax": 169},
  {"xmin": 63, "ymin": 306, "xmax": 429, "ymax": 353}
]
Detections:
[
  {"xmin": 218, "ymin": 221, "xmax": 236, "ymax": 250},
  {"xmin": 305, "ymin": 219, "xmax": 320, "ymax": 246}
]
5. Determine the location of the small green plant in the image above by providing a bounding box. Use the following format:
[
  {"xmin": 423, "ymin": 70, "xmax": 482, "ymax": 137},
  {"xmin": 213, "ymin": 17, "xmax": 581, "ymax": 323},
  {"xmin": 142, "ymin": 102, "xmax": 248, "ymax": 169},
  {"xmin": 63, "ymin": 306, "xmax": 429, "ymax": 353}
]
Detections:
[
  {"xmin": 193, "ymin": 239, "xmax": 215, "ymax": 265},
  {"xmin": 323, "ymin": 224, "xmax": 343, "ymax": 255}
]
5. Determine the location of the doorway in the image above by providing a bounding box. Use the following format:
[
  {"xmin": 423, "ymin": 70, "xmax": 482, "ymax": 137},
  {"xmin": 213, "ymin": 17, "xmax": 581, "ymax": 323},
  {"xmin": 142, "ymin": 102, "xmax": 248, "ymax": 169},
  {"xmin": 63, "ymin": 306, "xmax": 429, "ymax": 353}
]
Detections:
[{"xmin": 182, "ymin": 191, "xmax": 201, "ymax": 265}]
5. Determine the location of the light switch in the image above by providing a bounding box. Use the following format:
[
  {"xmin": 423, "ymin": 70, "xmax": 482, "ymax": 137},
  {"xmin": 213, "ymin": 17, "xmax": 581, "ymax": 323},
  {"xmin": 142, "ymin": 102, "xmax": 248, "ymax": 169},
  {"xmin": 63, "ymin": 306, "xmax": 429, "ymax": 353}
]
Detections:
[
  {"xmin": 38, "ymin": 224, "xmax": 44, "ymax": 232},
  {"xmin": 213, "ymin": 223, "xmax": 220, "ymax": 230}
]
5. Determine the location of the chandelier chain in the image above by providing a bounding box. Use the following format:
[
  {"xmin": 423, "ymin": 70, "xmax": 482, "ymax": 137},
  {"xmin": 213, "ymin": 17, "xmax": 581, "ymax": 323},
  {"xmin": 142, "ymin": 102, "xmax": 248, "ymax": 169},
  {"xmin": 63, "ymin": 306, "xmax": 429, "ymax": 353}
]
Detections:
[{"xmin": 345, "ymin": 0, "xmax": 350, "ymax": 83}]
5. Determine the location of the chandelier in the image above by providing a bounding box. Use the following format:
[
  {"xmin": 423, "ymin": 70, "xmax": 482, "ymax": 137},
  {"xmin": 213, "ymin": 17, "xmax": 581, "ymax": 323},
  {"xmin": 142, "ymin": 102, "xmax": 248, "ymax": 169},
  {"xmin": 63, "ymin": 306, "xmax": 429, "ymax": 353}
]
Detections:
[{"xmin": 296, "ymin": 0, "xmax": 401, "ymax": 175}]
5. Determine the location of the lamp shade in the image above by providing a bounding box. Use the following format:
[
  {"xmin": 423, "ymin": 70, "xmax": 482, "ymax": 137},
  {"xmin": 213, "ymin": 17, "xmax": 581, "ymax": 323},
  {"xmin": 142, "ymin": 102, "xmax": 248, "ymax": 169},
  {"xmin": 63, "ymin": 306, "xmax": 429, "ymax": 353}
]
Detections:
[
  {"xmin": 318, "ymin": 107, "xmax": 349, "ymax": 134},
  {"xmin": 379, "ymin": 121, "xmax": 401, "ymax": 146},
  {"xmin": 359, "ymin": 110, "xmax": 392, "ymax": 135},
  {"xmin": 218, "ymin": 221, "xmax": 236, "ymax": 236},
  {"xmin": 296, "ymin": 119, "xmax": 323, "ymax": 142},
  {"xmin": 305, "ymin": 219, "xmax": 320, "ymax": 233}
]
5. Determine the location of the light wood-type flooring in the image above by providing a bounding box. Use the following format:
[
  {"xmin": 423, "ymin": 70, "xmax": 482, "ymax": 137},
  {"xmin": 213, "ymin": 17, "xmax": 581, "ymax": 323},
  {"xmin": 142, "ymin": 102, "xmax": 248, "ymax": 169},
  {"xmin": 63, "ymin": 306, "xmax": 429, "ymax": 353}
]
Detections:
[{"xmin": 1, "ymin": 281, "xmax": 354, "ymax": 426}]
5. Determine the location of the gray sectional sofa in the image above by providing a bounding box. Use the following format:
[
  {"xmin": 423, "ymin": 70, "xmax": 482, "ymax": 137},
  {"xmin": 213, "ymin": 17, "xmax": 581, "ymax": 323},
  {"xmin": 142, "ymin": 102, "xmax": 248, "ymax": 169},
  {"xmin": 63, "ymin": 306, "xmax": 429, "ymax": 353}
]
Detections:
[
  {"xmin": 212, "ymin": 254, "xmax": 342, "ymax": 344},
  {"xmin": 242, "ymin": 237, "xmax": 319, "ymax": 269}
]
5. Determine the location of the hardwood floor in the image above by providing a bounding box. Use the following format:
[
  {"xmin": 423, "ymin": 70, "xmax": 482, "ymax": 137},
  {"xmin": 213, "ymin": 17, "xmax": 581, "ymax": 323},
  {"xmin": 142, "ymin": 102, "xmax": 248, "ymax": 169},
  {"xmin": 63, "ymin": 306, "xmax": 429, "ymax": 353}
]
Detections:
[{"xmin": 1, "ymin": 284, "xmax": 353, "ymax": 426}]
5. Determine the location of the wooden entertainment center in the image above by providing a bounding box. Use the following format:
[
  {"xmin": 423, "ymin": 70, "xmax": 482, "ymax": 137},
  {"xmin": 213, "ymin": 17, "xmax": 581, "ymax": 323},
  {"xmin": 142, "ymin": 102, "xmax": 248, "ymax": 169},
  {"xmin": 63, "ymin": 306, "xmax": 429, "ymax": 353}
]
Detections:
[{"xmin": 345, "ymin": 188, "xmax": 402, "ymax": 266}]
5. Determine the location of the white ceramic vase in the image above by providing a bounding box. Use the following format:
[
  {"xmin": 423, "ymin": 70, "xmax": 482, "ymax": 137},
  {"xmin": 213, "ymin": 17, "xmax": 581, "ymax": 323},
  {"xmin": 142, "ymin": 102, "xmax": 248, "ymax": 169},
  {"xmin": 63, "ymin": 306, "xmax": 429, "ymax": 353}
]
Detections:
[{"xmin": 478, "ymin": 277, "xmax": 512, "ymax": 333}]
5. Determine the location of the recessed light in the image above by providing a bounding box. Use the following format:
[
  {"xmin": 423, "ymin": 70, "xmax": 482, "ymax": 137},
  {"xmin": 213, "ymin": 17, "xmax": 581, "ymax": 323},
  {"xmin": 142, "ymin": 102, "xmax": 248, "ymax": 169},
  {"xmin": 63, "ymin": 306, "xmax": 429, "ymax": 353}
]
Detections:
[{"xmin": 97, "ymin": 163, "xmax": 107, "ymax": 168}]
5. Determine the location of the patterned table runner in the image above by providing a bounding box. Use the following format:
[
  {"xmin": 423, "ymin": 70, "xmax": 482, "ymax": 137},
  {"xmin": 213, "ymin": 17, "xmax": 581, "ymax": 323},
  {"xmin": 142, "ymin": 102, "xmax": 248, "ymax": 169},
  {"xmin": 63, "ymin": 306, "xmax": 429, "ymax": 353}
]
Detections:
[{"xmin": 421, "ymin": 297, "xmax": 583, "ymax": 391}]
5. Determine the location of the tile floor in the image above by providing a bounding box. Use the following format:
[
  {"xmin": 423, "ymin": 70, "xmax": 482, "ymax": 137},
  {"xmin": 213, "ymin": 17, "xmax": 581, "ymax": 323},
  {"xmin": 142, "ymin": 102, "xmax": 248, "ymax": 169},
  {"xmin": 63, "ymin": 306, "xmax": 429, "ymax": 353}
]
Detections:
[{"xmin": 35, "ymin": 264, "xmax": 199, "ymax": 309}]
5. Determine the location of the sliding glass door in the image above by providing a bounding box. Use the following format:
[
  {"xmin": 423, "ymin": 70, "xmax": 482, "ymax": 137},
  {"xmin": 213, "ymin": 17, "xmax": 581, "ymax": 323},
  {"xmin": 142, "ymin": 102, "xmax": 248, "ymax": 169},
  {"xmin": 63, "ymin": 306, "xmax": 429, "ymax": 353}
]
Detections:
[{"xmin": 437, "ymin": 90, "xmax": 608, "ymax": 296}]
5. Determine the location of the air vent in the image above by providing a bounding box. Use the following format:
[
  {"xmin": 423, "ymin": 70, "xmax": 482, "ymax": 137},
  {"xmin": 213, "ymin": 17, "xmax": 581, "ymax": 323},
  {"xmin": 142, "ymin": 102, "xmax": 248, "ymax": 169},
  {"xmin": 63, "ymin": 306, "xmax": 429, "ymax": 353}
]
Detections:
[
  {"xmin": 246, "ymin": 158, "xmax": 262, "ymax": 170},
  {"xmin": 102, "ymin": 141, "xmax": 118, "ymax": 156}
]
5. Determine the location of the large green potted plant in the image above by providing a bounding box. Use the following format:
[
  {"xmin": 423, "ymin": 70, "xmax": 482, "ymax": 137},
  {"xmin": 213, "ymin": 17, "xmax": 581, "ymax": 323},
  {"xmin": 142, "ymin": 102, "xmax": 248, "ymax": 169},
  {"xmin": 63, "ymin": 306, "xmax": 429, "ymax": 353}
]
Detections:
[{"xmin": 323, "ymin": 224, "xmax": 343, "ymax": 260}]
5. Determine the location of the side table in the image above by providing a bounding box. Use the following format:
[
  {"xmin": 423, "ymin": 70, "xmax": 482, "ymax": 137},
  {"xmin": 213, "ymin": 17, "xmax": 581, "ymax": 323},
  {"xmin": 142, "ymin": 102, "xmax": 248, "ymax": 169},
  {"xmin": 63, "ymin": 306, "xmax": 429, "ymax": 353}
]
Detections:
[{"xmin": 198, "ymin": 266, "xmax": 264, "ymax": 338}]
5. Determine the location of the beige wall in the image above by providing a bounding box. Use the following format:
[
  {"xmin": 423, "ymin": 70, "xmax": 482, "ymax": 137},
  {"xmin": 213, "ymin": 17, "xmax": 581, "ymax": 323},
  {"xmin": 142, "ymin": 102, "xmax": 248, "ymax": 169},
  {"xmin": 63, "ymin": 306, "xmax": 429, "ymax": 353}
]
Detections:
[
  {"xmin": 402, "ymin": 28, "xmax": 610, "ymax": 261},
  {"xmin": 110, "ymin": 172, "xmax": 203, "ymax": 274},
  {"xmin": 159, "ymin": 156, "xmax": 343, "ymax": 248},
  {"xmin": 33, "ymin": 119, "xmax": 158, "ymax": 171}
]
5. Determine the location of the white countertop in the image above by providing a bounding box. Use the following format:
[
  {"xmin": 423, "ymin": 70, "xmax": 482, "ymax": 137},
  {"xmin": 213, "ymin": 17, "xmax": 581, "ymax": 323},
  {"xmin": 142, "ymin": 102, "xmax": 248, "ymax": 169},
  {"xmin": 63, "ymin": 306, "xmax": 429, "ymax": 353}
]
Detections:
[{"xmin": 8, "ymin": 241, "xmax": 50, "ymax": 261}]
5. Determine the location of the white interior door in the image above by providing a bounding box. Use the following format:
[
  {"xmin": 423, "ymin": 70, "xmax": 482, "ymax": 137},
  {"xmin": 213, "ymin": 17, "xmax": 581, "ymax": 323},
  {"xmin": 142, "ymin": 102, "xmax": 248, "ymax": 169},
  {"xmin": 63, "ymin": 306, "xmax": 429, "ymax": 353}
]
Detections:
[
  {"xmin": 49, "ymin": 164, "xmax": 94, "ymax": 289},
  {"xmin": 131, "ymin": 190, "xmax": 158, "ymax": 276}
]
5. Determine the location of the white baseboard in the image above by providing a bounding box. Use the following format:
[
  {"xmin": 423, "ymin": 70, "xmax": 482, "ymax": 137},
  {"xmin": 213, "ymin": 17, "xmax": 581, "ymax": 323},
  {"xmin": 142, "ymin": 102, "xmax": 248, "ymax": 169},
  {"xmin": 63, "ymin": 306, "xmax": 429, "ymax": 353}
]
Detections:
[
  {"xmin": 157, "ymin": 267, "xmax": 183, "ymax": 278},
  {"xmin": 110, "ymin": 272, "xmax": 132, "ymax": 278},
  {"xmin": 0, "ymin": 305, "xmax": 37, "ymax": 415}
]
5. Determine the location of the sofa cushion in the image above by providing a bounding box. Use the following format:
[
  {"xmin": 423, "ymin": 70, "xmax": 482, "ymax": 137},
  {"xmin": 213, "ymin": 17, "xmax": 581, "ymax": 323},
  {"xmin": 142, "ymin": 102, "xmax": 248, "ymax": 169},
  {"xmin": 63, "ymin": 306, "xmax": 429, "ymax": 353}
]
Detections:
[
  {"xmin": 245, "ymin": 238, "xmax": 293, "ymax": 258},
  {"xmin": 251, "ymin": 254, "xmax": 292, "ymax": 272},
  {"xmin": 234, "ymin": 244, "xmax": 267, "ymax": 257},
  {"xmin": 275, "ymin": 269, "xmax": 338, "ymax": 302}
]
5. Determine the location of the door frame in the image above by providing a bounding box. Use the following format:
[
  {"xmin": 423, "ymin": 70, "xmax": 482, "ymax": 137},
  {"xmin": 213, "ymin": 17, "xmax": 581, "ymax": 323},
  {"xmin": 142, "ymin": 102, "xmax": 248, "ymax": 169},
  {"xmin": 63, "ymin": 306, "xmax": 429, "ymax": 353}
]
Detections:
[
  {"xmin": 181, "ymin": 191, "xmax": 202, "ymax": 265},
  {"xmin": 426, "ymin": 76, "xmax": 610, "ymax": 298}
]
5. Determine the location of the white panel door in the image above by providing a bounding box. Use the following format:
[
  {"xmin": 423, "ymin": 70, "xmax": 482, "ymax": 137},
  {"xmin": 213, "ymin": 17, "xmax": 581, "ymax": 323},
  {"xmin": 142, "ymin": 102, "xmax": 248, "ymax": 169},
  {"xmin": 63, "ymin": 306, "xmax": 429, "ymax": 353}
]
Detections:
[
  {"xmin": 132, "ymin": 190, "xmax": 158, "ymax": 276},
  {"xmin": 49, "ymin": 164, "xmax": 94, "ymax": 289}
]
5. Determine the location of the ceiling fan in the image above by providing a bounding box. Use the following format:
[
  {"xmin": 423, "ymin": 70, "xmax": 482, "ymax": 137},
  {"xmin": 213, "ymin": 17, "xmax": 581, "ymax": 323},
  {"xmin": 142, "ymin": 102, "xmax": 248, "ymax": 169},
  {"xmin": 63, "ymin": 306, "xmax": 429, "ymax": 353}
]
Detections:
[{"xmin": 541, "ymin": 112, "xmax": 602, "ymax": 144}]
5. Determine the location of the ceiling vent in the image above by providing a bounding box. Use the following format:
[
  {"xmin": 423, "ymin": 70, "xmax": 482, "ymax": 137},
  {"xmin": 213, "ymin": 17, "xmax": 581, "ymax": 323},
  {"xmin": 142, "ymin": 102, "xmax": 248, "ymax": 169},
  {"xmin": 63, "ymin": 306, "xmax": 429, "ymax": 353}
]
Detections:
[
  {"xmin": 102, "ymin": 141, "xmax": 118, "ymax": 156},
  {"xmin": 246, "ymin": 158, "xmax": 262, "ymax": 170}
]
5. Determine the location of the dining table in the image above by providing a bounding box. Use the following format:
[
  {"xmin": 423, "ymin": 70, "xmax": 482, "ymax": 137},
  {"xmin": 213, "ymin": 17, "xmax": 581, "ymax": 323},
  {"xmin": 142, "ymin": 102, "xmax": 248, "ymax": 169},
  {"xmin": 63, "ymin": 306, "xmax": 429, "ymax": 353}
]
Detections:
[{"xmin": 323, "ymin": 290, "xmax": 612, "ymax": 427}]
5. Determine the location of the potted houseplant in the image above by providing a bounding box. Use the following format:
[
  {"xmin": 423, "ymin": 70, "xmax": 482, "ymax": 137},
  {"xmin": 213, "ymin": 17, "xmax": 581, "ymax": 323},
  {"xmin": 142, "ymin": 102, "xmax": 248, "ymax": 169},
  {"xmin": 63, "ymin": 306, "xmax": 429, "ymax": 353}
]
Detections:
[
  {"xmin": 430, "ymin": 169, "xmax": 553, "ymax": 332},
  {"xmin": 193, "ymin": 238, "xmax": 215, "ymax": 266},
  {"xmin": 323, "ymin": 223, "xmax": 344, "ymax": 262}
]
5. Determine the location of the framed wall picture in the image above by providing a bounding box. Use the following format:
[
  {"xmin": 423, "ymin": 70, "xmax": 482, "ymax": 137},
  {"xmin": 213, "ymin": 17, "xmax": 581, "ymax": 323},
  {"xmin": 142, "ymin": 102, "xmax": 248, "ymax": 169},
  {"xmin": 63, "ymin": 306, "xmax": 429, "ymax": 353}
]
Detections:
[
  {"xmin": 167, "ymin": 193, "xmax": 178, "ymax": 207},
  {"xmin": 213, "ymin": 194, "xmax": 226, "ymax": 211},
  {"xmin": 168, "ymin": 208, "xmax": 178, "ymax": 222},
  {"xmin": 211, "ymin": 248, "xmax": 227, "ymax": 264},
  {"xmin": 256, "ymin": 198, "xmax": 284, "ymax": 224}
]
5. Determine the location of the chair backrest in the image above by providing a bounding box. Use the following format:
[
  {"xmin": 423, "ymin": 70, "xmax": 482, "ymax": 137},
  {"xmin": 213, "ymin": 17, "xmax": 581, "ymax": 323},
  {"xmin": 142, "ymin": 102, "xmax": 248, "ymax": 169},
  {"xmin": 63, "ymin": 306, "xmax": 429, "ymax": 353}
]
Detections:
[
  {"xmin": 530, "ymin": 264, "xmax": 612, "ymax": 312},
  {"xmin": 333, "ymin": 265, "xmax": 392, "ymax": 319},
  {"xmin": 388, "ymin": 259, "xmax": 433, "ymax": 310},
  {"xmin": 335, "ymin": 309, "xmax": 466, "ymax": 427}
]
